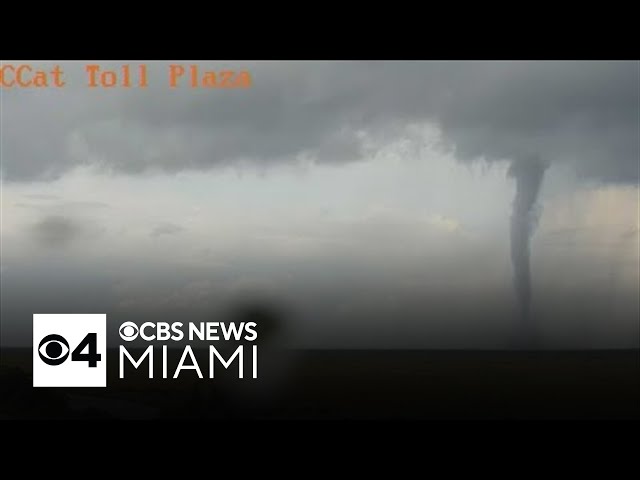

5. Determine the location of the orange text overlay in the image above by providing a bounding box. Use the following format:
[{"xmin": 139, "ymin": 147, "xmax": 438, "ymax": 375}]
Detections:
[{"xmin": 0, "ymin": 64, "xmax": 252, "ymax": 89}]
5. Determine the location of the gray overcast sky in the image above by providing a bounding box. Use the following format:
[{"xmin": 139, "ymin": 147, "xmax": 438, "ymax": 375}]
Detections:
[{"xmin": 1, "ymin": 61, "xmax": 638, "ymax": 348}]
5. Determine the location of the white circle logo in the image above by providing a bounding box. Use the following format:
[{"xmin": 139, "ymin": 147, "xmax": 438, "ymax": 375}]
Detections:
[{"xmin": 119, "ymin": 322, "xmax": 139, "ymax": 341}]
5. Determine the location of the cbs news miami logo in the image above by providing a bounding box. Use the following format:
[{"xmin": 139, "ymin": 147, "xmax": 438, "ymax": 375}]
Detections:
[
  {"xmin": 33, "ymin": 314, "xmax": 106, "ymax": 387},
  {"xmin": 33, "ymin": 314, "xmax": 259, "ymax": 387}
]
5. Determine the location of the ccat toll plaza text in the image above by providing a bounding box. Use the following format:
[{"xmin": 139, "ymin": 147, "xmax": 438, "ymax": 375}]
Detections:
[{"xmin": 0, "ymin": 64, "xmax": 252, "ymax": 89}]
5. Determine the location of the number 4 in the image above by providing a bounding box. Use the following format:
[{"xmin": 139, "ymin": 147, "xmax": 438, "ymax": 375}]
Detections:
[{"xmin": 72, "ymin": 333, "xmax": 101, "ymax": 367}]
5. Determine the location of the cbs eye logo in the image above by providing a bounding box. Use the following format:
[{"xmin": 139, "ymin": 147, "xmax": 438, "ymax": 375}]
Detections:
[
  {"xmin": 38, "ymin": 333, "xmax": 101, "ymax": 367},
  {"xmin": 119, "ymin": 322, "xmax": 139, "ymax": 341},
  {"xmin": 38, "ymin": 334, "xmax": 70, "ymax": 366},
  {"xmin": 33, "ymin": 314, "xmax": 107, "ymax": 387}
]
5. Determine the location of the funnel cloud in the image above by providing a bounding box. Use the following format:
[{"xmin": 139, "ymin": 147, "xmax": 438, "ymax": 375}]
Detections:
[{"xmin": 508, "ymin": 157, "xmax": 549, "ymax": 329}]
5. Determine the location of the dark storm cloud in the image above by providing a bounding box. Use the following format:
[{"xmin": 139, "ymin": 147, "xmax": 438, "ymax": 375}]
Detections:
[
  {"xmin": 28, "ymin": 213, "xmax": 105, "ymax": 248},
  {"xmin": 30, "ymin": 215, "xmax": 85, "ymax": 248},
  {"xmin": 2, "ymin": 61, "xmax": 638, "ymax": 183}
]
